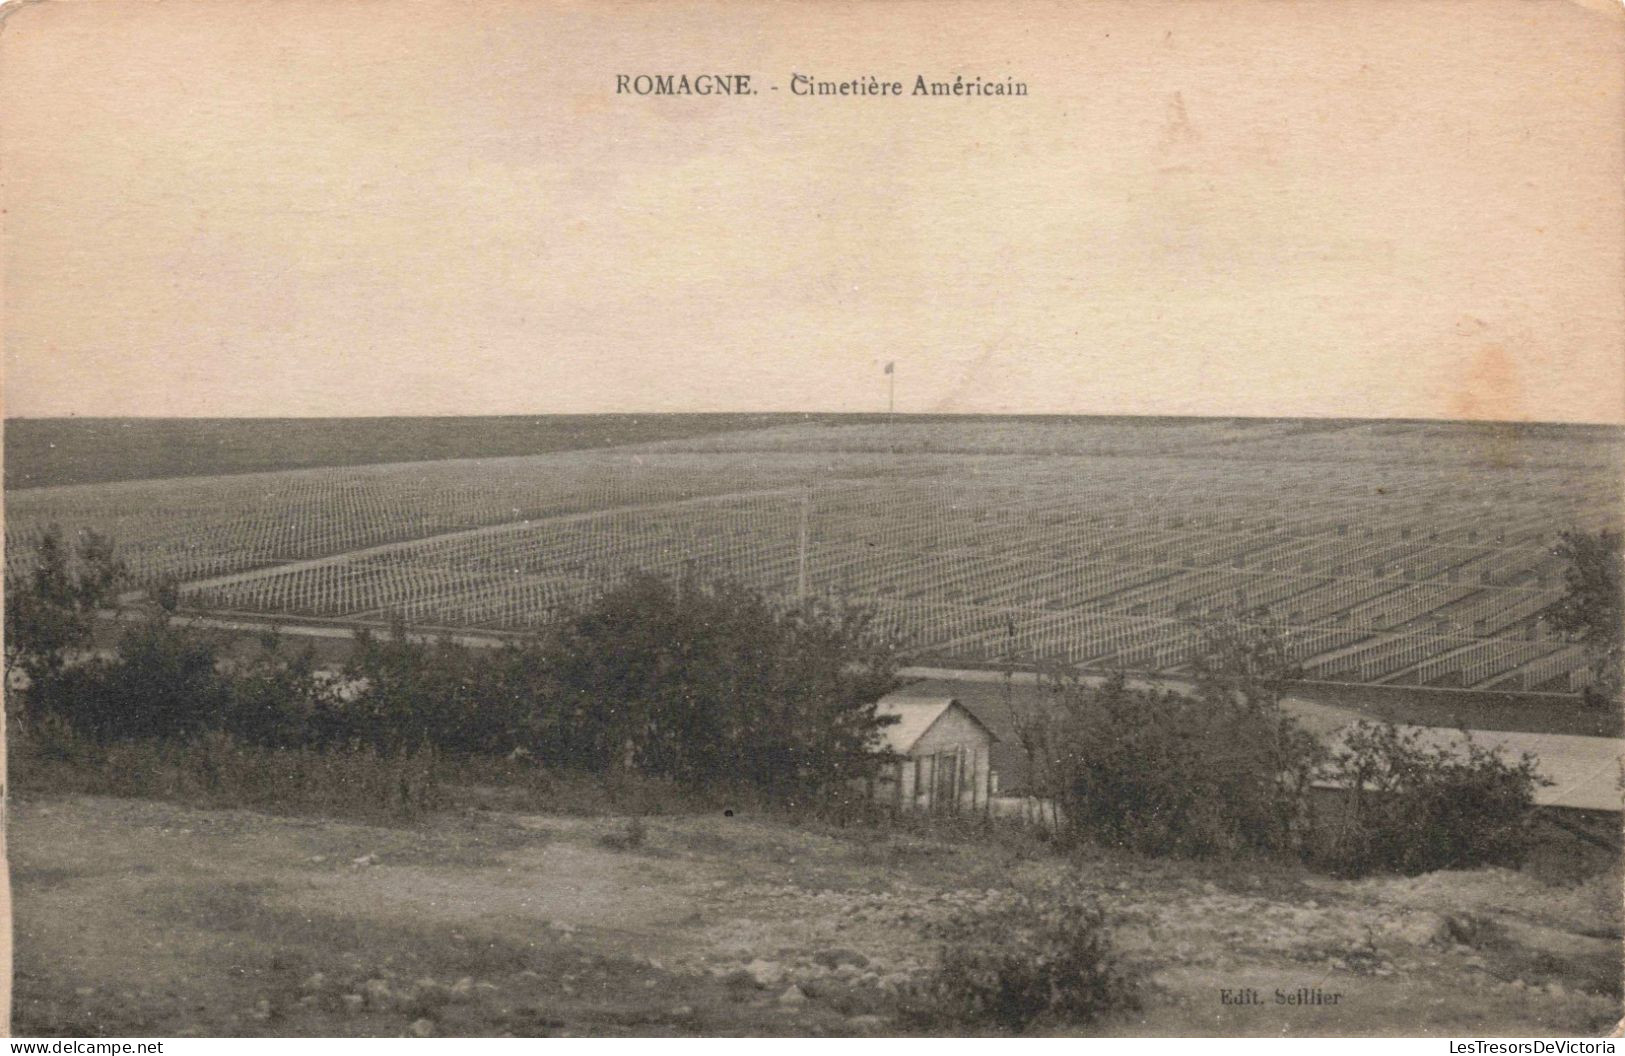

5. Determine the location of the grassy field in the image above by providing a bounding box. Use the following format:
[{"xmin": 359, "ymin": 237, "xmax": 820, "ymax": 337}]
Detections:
[
  {"xmin": 1285, "ymin": 681, "xmax": 1624, "ymax": 739},
  {"xmin": 8, "ymin": 415, "xmax": 1622, "ymax": 697},
  {"xmin": 11, "ymin": 790, "xmax": 1619, "ymax": 1037},
  {"xmin": 3, "ymin": 414, "xmax": 827, "ymax": 489}
]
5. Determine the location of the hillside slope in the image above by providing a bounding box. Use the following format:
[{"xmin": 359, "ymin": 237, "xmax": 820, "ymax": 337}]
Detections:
[{"xmin": 11, "ymin": 795, "xmax": 1619, "ymax": 1037}]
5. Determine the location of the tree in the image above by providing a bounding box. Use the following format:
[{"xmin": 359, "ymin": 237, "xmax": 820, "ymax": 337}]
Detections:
[
  {"xmin": 5, "ymin": 524, "xmax": 126, "ymax": 717},
  {"xmin": 1187, "ymin": 606, "xmax": 1302, "ymax": 717},
  {"xmin": 342, "ymin": 621, "xmax": 544, "ymax": 755},
  {"xmin": 1186, "ymin": 609, "xmax": 1318, "ymax": 849},
  {"xmin": 1545, "ymin": 529, "xmax": 1622, "ymax": 708},
  {"xmin": 537, "ymin": 572, "xmax": 902, "ymax": 799}
]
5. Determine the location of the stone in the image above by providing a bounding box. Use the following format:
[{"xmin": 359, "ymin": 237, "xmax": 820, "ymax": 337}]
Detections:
[
  {"xmin": 745, "ymin": 959, "xmax": 785, "ymax": 987},
  {"xmin": 1441, "ymin": 913, "xmax": 1486, "ymax": 947},
  {"xmin": 449, "ymin": 977, "xmax": 475, "ymax": 998},
  {"xmin": 410, "ymin": 1018, "xmax": 436, "ymax": 1037},
  {"xmin": 1379, "ymin": 912, "xmax": 1451, "ymax": 947},
  {"xmin": 341, "ymin": 994, "xmax": 365, "ymax": 1013},
  {"xmin": 813, "ymin": 948, "xmax": 870, "ymax": 970},
  {"xmin": 300, "ymin": 972, "xmax": 326, "ymax": 992},
  {"xmin": 778, "ymin": 985, "xmax": 808, "ymax": 1006}
]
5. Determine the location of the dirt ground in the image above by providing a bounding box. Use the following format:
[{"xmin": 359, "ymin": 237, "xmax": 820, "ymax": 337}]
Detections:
[{"xmin": 10, "ymin": 793, "xmax": 1622, "ymax": 1037}]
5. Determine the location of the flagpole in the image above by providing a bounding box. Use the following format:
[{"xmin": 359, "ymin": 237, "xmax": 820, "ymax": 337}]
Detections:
[{"xmin": 883, "ymin": 361, "xmax": 896, "ymax": 454}]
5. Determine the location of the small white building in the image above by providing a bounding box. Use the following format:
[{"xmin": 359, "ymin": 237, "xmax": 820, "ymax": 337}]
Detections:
[{"xmin": 871, "ymin": 693, "xmax": 999, "ymax": 813}]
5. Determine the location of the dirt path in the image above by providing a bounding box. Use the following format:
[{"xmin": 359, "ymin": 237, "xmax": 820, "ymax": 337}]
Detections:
[{"xmin": 10, "ymin": 794, "xmax": 1620, "ymax": 1037}]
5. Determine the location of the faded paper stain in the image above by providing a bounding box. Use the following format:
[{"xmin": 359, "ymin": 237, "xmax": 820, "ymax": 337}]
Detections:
[{"xmin": 1449, "ymin": 343, "xmax": 1525, "ymax": 425}]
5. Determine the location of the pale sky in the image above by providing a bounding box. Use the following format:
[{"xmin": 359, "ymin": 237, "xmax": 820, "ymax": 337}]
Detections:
[{"xmin": 2, "ymin": 0, "xmax": 1622, "ymax": 422}]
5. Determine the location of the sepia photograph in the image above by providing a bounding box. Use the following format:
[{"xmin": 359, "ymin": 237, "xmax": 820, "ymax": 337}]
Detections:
[{"xmin": 1, "ymin": 0, "xmax": 1622, "ymax": 1041}]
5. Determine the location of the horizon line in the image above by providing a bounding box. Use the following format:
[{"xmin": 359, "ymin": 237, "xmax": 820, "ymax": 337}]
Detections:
[{"xmin": 4, "ymin": 410, "xmax": 1623, "ymax": 429}]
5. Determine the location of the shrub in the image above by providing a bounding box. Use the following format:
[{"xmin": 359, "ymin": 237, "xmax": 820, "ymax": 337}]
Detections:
[
  {"xmin": 7, "ymin": 531, "xmax": 907, "ymax": 817},
  {"xmin": 221, "ymin": 633, "xmax": 352, "ymax": 750},
  {"xmin": 340, "ymin": 626, "xmax": 553, "ymax": 756},
  {"xmin": 534, "ymin": 572, "xmax": 901, "ymax": 798},
  {"xmin": 17, "ymin": 615, "xmax": 351, "ymax": 750},
  {"xmin": 56, "ymin": 616, "xmax": 235, "ymax": 742},
  {"xmin": 906, "ymin": 879, "xmax": 1139, "ymax": 1032},
  {"xmin": 1031, "ymin": 671, "xmax": 1322, "ymax": 859},
  {"xmin": 1315, "ymin": 721, "xmax": 1549, "ymax": 876}
]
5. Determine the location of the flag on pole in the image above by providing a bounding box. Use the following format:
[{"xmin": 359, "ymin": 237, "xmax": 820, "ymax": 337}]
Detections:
[{"xmin": 883, "ymin": 361, "xmax": 894, "ymax": 374}]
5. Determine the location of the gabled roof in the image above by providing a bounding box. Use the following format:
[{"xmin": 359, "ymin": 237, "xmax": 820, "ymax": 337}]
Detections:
[
  {"xmin": 874, "ymin": 694, "xmax": 999, "ymax": 755},
  {"xmin": 1318, "ymin": 724, "xmax": 1623, "ymax": 813}
]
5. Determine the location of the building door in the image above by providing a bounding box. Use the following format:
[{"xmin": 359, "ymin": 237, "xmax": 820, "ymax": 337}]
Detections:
[{"xmin": 932, "ymin": 750, "xmax": 961, "ymax": 815}]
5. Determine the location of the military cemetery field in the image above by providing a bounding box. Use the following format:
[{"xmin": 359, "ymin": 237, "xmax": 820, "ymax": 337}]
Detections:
[
  {"xmin": 6, "ymin": 412, "xmax": 1618, "ymax": 698},
  {"xmin": 7, "ymin": 415, "xmax": 1621, "ymax": 697},
  {"xmin": 8, "ymin": 415, "xmax": 1623, "ymax": 1038}
]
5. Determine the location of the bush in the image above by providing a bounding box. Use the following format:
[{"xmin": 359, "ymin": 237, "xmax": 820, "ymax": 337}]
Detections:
[
  {"xmin": 7, "ymin": 526, "xmax": 907, "ymax": 815},
  {"xmin": 40, "ymin": 617, "xmax": 234, "ymax": 742},
  {"xmin": 905, "ymin": 879, "xmax": 1139, "ymax": 1032},
  {"xmin": 533, "ymin": 572, "xmax": 901, "ymax": 798},
  {"xmin": 16, "ymin": 615, "xmax": 354, "ymax": 750},
  {"xmin": 1030, "ymin": 671, "xmax": 1322, "ymax": 859},
  {"xmin": 1315, "ymin": 721, "xmax": 1549, "ymax": 876},
  {"xmin": 340, "ymin": 627, "xmax": 552, "ymax": 756}
]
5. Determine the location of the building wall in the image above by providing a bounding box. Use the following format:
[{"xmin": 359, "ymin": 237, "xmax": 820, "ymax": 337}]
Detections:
[
  {"xmin": 889, "ymin": 705, "xmax": 995, "ymax": 813},
  {"xmin": 913, "ymin": 705, "xmax": 992, "ymax": 758}
]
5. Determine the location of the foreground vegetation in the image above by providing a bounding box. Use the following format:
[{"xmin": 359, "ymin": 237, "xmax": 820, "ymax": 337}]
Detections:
[
  {"xmin": 11, "ymin": 793, "xmax": 1620, "ymax": 1037},
  {"xmin": 9, "ymin": 530, "xmax": 1562, "ymax": 870},
  {"xmin": 7, "ymin": 528, "xmax": 902, "ymax": 809},
  {"xmin": 6, "ymin": 525, "xmax": 1602, "ymax": 1034}
]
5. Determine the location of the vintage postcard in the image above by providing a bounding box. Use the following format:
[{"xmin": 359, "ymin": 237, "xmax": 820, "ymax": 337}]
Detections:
[{"xmin": 1, "ymin": 0, "xmax": 1622, "ymax": 1042}]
